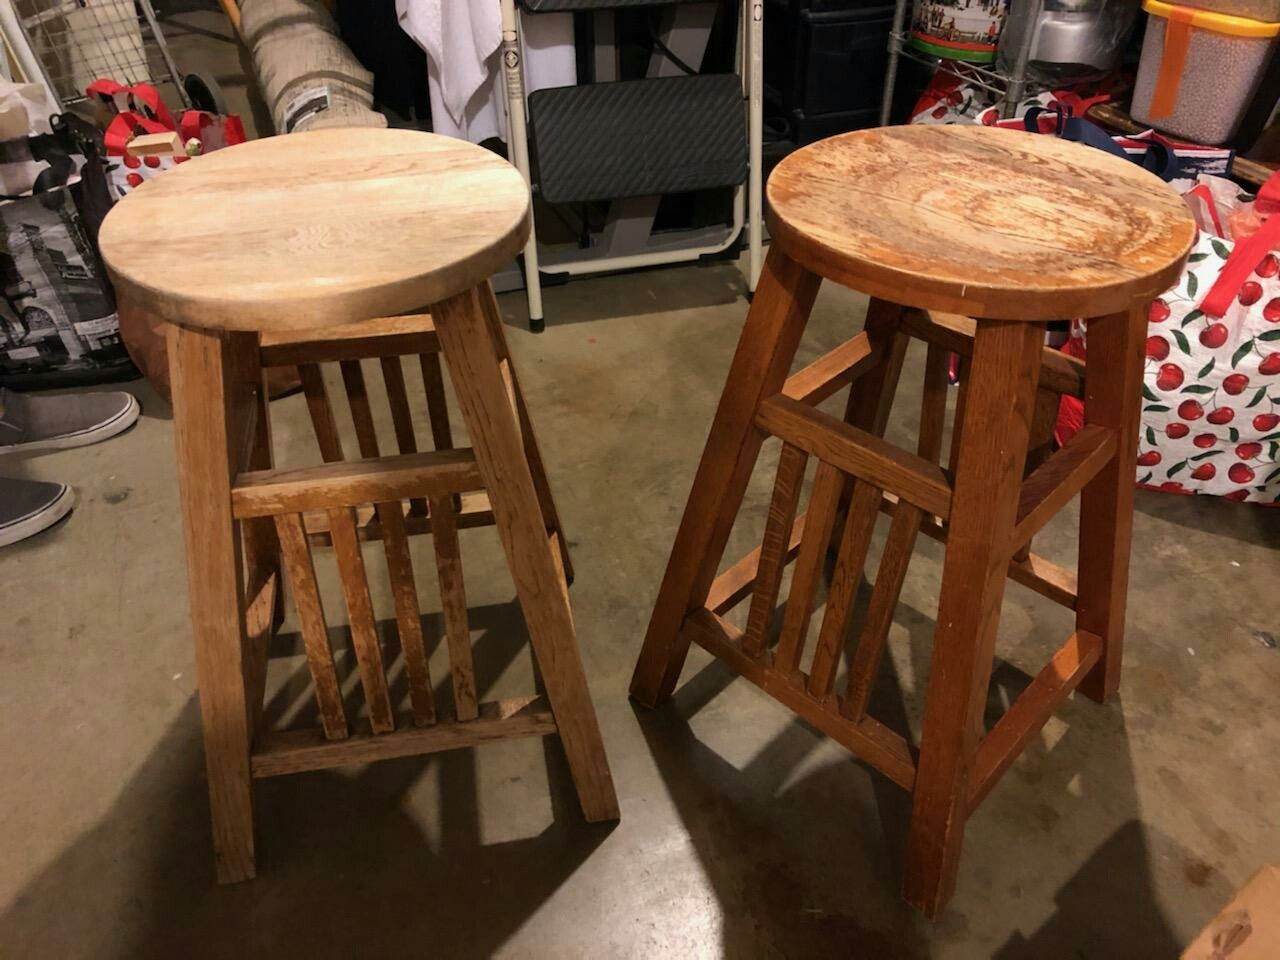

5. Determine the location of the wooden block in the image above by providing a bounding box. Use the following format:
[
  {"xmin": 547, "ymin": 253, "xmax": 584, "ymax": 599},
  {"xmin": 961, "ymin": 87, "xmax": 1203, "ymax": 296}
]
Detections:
[
  {"xmin": 1182, "ymin": 866, "xmax": 1280, "ymax": 960},
  {"xmin": 126, "ymin": 131, "xmax": 183, "ymax": 157}
]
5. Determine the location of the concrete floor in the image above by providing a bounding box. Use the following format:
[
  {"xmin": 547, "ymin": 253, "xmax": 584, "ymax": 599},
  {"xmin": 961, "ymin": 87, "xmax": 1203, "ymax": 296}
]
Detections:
[
  {"xmin": 4, "ymin": 9, "xmax": 1280, "ymax": 957},
  {"xmin": 3, "ymin": 260, "xmax": 1279, "ymax": 958}
]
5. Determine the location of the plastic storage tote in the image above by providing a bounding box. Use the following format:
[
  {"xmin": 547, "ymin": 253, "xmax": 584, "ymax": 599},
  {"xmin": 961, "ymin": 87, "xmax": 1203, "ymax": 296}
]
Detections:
[
  {"xmin": 1130, "ymin": 0, "xmax": 1280, "ymax": 144},
  {"xmin": 1178, "ymin": 0, "xmax": 1279, "ymax": 22}
]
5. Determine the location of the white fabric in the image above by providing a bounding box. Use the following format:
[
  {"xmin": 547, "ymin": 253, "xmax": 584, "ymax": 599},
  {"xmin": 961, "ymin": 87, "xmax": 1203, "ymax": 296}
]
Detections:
[
  {"xmin": 0, "ymin": 81, "xmax": 69, "ymax": 197},
  {"xmin": 397, "ymin": 2, "xmax": 575, "ymax": 144}
]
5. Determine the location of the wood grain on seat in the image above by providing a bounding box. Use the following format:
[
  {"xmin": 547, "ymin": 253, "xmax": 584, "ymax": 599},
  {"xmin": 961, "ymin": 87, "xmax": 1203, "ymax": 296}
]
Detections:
[
  {"xmin": 766, "ymin": 125, "xmax": 1195, "ymax": 321},
  {"xmin": 99, "ymin": 129, "xmax": 531, "ymax": 332}
]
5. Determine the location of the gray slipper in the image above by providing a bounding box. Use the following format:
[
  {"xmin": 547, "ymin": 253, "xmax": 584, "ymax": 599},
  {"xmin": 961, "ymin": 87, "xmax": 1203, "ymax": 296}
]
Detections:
[
  {"xmin": 0, "ymin": 387, "xmax": 140, "ymax": 454},
  {"xmin": 0, "ymin": 477, "xmax": 74, "ymax": 547}
]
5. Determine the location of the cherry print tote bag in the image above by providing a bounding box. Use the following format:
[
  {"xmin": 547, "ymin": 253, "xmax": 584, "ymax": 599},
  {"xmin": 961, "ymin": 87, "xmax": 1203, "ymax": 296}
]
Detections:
[{"xmin": 1060, "ymin": 172, "xmax": 1280, "ymax": 504}]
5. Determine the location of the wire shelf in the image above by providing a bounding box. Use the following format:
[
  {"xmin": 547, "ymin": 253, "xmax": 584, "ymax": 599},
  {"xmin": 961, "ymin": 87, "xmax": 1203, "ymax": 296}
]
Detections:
[
  {"xmin": 16, "ymin": 0, "xmax": 187, "ymax": 107},
  {"xmin": 890, "ymin": 35, "xmax": 1049, "ymax": 106}
]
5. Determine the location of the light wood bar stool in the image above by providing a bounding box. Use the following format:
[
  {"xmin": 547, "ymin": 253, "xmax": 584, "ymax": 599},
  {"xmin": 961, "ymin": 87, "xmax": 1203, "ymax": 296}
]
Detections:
[
  {"xmin": 99, "ymin": 128, "xmax": 618, "ymax": 883},
  {"xmin": 630, "ymin": 125, "xmax": 1194, "ymax": 917}
]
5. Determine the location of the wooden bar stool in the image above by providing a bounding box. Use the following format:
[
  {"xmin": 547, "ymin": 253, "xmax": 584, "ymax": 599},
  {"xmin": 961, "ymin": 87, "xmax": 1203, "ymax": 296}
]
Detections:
[
  {"xmin": 98, "ymin": 129, "xmax": 618, "ymax": 883},
  {"xmin": 630, "ymin": 125, "xmax": 1194, "ymax": 917}
]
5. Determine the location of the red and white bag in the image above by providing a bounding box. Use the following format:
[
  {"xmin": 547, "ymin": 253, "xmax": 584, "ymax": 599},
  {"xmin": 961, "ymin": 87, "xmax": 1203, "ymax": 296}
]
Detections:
[
  {"xmin": 85, "ymin": 79, "xmax": 246, "ymax": 196},
  {"xmin": 1060, "ymin": 172, "xmax": 1280, "ymax": 504}
]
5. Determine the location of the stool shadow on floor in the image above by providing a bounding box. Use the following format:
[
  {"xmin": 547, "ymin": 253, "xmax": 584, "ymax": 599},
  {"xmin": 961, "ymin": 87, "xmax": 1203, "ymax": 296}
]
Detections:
[
  {"xmin": 632, "ymin": 651, "xmax": 932, "ymax": 958},
  {"xmin": 632, "ymin": 551, "xmax": 1197, "ymax": 956},
  {"xmin": 0, "ymin": 599, "xmax": 613, "ymax": 959}
]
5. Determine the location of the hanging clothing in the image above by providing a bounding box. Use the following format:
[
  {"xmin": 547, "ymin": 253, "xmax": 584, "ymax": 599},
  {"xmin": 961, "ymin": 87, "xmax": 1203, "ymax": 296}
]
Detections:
[{"xmin": 395, "ymin": 0, "xmax": 576, "ymax": 144}]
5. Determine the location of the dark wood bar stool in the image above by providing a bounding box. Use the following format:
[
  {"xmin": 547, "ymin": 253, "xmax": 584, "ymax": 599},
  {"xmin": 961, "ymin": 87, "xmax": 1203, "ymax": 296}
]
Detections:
[
  {"xmin": 99, "ymin": 129, "xmax": 618, "ymax": 883},
  {"xmin": 630, "ymin": 125, "xmax": 1194, "ymax": 916}
]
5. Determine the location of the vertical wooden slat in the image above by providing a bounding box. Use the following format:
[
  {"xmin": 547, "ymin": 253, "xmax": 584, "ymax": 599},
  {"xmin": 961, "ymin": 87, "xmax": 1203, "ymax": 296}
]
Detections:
[
  {"xmin": 375, "ymin": 501, "xmax": 435, "ymax": 726},
  {"xmin": 379, "ymin": 355, "xmax": 419, "ymax": 454},
  {"xmin": 241, "ymin": 369, "xmax": 279, "ymax": 734},
  {"xmin": 275, "ymin": 512, "xmax": 348, "ymax": 740},
  {"xmin": 842, "ymin": 501, "xmax": 922, "ymax": 720},
  {"xmin": 327, "ymin": 506, "xmax": 395, "ymax": 734},
  {"xmin": 947, "ymin": 357, "xmax": 970, "ymax": 476},
  {"xmin": 742, "ymin": 443, "xmax": 808, "ymax": 657},
  {"xmin": 918, "ymin": 343, "xmax": 949, "ymax": 464},
  {"xmin": 772, "ymin": 460, "xmax": 845, "ymax": 677},
  {"xmin": 379, "ymin": 355, "xmax": 428, "ymax": 515},
  {"xmin": 418, "ymin": 351, "xmax": 455, "ymax": 450},
  {"xmin": 1013, "ymin": 385, "xmax": 1061, "ymax": 562},
  {"xmin": 300, "ymin": 363, "xmax": 344, "ymax": 462},
  {"xmin": 428, "ymin": 493, "xmax": 478, "ymax": 721},
  {"xmin": 807, "ymin": 480, "xmax": 883, "ymax": 699},
  {"xmin": 340, "ymin": 359, "xmax": 381, "ymax": 458}
]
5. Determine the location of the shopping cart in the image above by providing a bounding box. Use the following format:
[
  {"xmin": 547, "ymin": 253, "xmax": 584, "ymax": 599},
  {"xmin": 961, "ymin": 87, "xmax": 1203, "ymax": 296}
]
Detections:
[{"xmin": 12, "ymin": 0, "xmax": 220, "ymax": 112}]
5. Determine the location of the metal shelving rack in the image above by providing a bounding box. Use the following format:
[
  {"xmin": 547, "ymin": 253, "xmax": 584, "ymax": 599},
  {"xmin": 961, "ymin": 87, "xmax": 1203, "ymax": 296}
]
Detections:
[
  {"xmin": 879, "ymin": 0, "xmax": 1047, "ymax": 124},
  {"xmin": 13, "ymin": 0, "xmax": 190, "ymax": 110}
]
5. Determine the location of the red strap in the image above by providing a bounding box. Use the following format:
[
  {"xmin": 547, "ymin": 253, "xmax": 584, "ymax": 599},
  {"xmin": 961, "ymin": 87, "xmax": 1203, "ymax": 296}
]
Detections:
[
  {"xmin": 126, "ymin": 83, "xmax": 175, "ymax": 130},
  {"xmin": 178, "ymin": 110, "xmax": 210, "ymax": 144},
  {"xmin": 1256, "ymin": 169, "xmax": 1280, "ymax": 215},
  {"xmin": 1201, "ymin": 213, "xmax": 1280, "ymax": 317},
  {"xmin": 84, "ymin": 78, "xmax": 126, "ymax": 103},
  {"xmin": 1053, "ymin": 91, "xmax": 1111, "ymax": 115}
]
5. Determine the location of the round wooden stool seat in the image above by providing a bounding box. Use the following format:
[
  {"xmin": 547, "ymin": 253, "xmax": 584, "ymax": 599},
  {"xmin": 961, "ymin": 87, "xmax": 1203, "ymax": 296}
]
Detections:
[
  {"xmin": 766, "ymin": 125, "xmax": 1195, "ymax": 321},
  {"xmin": 99, "ymin": 128, "xmax": 531, "ymax": 333}
]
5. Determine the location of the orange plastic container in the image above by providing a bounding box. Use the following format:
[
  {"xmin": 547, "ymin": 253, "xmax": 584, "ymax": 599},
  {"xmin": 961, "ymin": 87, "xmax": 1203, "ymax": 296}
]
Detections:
[{"xmin": 1130, "ymin": 0, "xmax": 1280, "ymax": 144}]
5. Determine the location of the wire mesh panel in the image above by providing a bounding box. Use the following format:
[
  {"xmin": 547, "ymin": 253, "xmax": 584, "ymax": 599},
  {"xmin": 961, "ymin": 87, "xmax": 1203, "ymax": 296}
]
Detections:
[{"xmin": 16, "ymin": 0, "xmax": 184, "ymax": 106}]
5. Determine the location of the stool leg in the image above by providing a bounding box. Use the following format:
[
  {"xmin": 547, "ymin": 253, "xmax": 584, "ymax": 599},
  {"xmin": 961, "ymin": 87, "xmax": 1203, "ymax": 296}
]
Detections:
[
  {"xmin": 904, "ymin": 320, "xmax": 1044, "ymax": 917},
  {"xmin": 843, "ymin": 296, "xmax": 910, "ymax": 435},
  {"xmin": 476, "ymin": 284, "xmax": 575, "ymax": 584},
  {"xmin": 1076, "ymin": 303, "xmax": 1146, "ymax": 703},
  {"xmin": 167, "ymin": 323, "xmax": 259, "ymax": 883},
  {"xmin": 432, "ymin": 283, "xmax": 619, "ymax": 822},
  {"xmin": 629, "ymin": 247, "xmax": 823, "ymax": 707}
]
